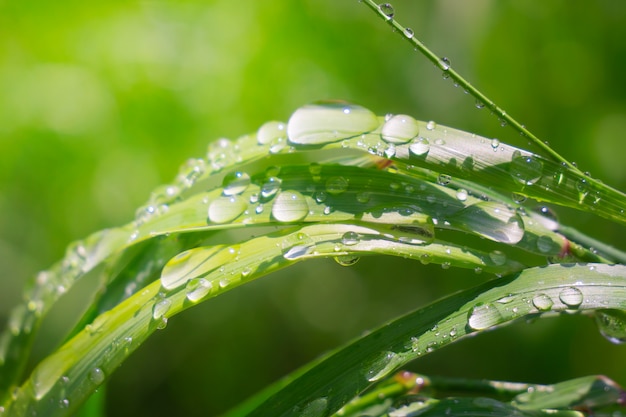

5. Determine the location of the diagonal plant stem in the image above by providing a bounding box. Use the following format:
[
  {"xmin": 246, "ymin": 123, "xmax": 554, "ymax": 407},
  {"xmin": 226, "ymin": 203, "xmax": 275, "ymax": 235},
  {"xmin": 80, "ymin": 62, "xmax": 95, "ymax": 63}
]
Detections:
[{"xmin": 360, "ymin": 0, "xmax": 580, "ymax": 174}]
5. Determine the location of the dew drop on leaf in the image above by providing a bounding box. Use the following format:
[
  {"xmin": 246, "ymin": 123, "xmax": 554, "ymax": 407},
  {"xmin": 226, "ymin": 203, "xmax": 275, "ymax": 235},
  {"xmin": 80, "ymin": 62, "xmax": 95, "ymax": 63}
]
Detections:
[
  {"xmin": 341, "ymin": 231, "xmax": 360, "ymax": 246},
  {"xmin": 467, "ymin": 303, "xmax": 503, "ymax": 330},
  {"xmin": 152, "ymin": 299, "xmax": 171, "ymax": 320},
  {"xmin": 440, "ymin": 56, "xmax": 451, "ymax": 71},
  {"xmin": 456, "ymin": 189, "xmax": 468, "ymax": 201},
  {"xmin": 426, "ymin": 121, "xmax": 436, "ymax": 131},
  {"xmin": 409, "ymin": 137, "xmax": 430, "ymax": 157},
  {"xmin": 334, "ymin": 255, "xmax": 360, "ymax": 266},
  {"xmin": 325, "ymin": 176, "xmax": 348, "ymax": 195},
  {"xmin": 510, "ymin": 152, "xmax": 543, "ymax": 185},
  {"xmin": 208, "ymin": 196, "xmax": 247, "ymax": 224},
  {"xmin": 222, "ymin": 171, "xmax": 251, "ymax": 196},
  {"xmin": 271, "ymin": 190, "xmax": 309, "ymax": 222},
  {"xmin": 282, "ymin": 233, "xmax": 315, "ymax": 260},
  {"xmin": 532, "ymin": 293, "xmax": 553, "ymax": 311},
  {"xmin": 558, "ymin": 287, "xmax": 583, "ymax": 308},
  {"xmin": 260, "ymin": 176, "xmax": 282, "ymax": 200},
  {"xmin": 381, "ymin": 114, "xmax": 420, "ymax": 144},
  {"xmin": 186, "ymin": 278, "xmax": 213, "ymax": 303},
  {"xmin": 88, "ymin": 367, "xmax": 105, "ymax": 385},
  {"xmin": 594, "ymin": 309, "xmax": 626, "ymax": 344},
  {"xmin": 257, "ymin": 121, "xmax": 286, "ymax": 145},
  {"xmin": 286, "ymin": 101, "xmax": 379, "ymax": 145},
  {"xmin": 452, "ymin": 202, "xmax": 525, "ymax": 244},
  {"xmin": 364, "ymin": 351, "xmax": 403, "ymax": 382}
]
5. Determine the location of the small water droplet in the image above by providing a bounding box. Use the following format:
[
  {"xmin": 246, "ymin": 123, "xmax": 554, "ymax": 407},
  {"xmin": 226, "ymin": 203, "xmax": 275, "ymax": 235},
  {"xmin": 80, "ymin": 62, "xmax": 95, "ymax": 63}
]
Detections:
[
  {"xmin": 490, "ymin": 138, "xmax": 500, "ymax": 150},
  {"xmin": 296, "ymin": 397, "xmax": 329, "ymax": 417},
  {"xmin": 152, "ymin": 299, "xmax": 171, "ymax": 320},
  {"xmin": 257, "ymin": 121, "xmax": 286, "ymax": 145},
  {"xmin": 186, "ymin": 278, "xmax": 213, "ymax": 303},
  {"xmin": 260, "ymin": 177, "xmax": 282, "ymax": 200},
  {"xmin": 88, "ymin": 367, "xmax": 105, "ymax": 385},
  {"xmin": 440, "ymin": 57, "xmax": 451, "ymax": 71},
  {"xmin": 512, "ymin": 192, "xmax": 527, "ymax": 204},
  {"xmin": 489, "ymin": 250, "xmax": 507, "ymax": 266},
  {"xmin": 559, "ymin": 287, "xmax": 583, "ymax": 308},
  {"xmin": 510, "ymin": 152, "xmax": 543, "ymax": 185},
  {"xmin": 594, "ymin": 309, "xmax": 626, "ymax": 344},
  {"xmin": 59, "ymin": 398, "xmax": 70, "ymax": 409},
  {"xmin": 364, "ymin": 351, "xmax": 403, "ymax": 382},
  {"xmin": 341, "ymin": 231, "xmax": 360, "ymax": 246},
  {"xmin": 381, "ymin": 114, "xmax": 420, "ymax": 144},
  {"xmin": 379, "ymin": 3, "xmax": 394, "ymax": 19},
  {"xmin": 222, "ymin": 171, "xmax": 251, "ymax": 196},
  {"xmin": 419, "ymin": 254, "xmax": 431, "ymax": 265},
  {"xmin": 356, "ymin": 191, "xmax": 371, "ymax": 203},
  {"xmin": 403, "ymin": 27, "xmax": 414, "ymax": 38},
  {"xmin": 334, "ymin": 255, "xmax": 360, "ymax": 266},
  {"xmin": 532, "ymin": 293, "xmax": 553, "ymax": 311},
  {"xmin": 325, "ymin": 176, "xmax": 348, "ymax": 195},
  {"xmin": 536, "ymin": 235, "xmax": 555, "ymax": 253},
  {"xmin": 452, "ymin": 202, "xmax": 525, "ymax": 244},
  {"xmin": 475, "ymin": 100, "xmax": 485, "ymax": 109},
  {"xmin": 177, "ymin": 158, "xmax": 206, "ymax": 188},
  {"xmin": 426, "ymin": 121, "xmax": 436, "ymax": 131},
  {"xmin": 437, "ymin": 174, "xmax": 451, "ymax": 186},
  {"xmin": 282, "ymin": 233, "xmax": 315, "ymax": 260},
  {"xmin": 409, "ymin": 137, "xmax": 430, "ymax": 156},
  {"xmin": 271, "ymin": 190, "xmax": 309, "ymax": 222},
  {"xmin": 287, "ymin": 101, "xmax": 379, "ymax": 145},
  {"xmin": 467, "ymin": 303, "xmax": 503, "ymax": 330},
  {"xmin": 208, "ymin": 196, "xmax": 247, "ymax": 224},
  {"xmin": 456, "ymin": 189, "xmax": 468, "ymax": 201}
]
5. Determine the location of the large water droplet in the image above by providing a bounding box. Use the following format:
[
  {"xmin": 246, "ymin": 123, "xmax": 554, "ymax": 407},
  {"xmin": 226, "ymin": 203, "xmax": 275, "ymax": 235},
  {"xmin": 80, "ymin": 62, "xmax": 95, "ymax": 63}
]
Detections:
[
  {"xmin": 451, "ymin": 202, "xmax": 525, "ymax": 244},
  {"xmin": 409, "ymin": 137, "xmax": 430, "ymax": 157},
  {"xmin": 403, "ymin": 27, "xmax": 414, "ymax": 39},
  {"xmin": 271, "ymin": 190, "xmax": 309, "ymax": 222},
  {"xmin": 467, "ymin": 303, "xmax": 503, "ymax": 330},
  {"xmin": 510, "ymin": 152, "xmax": 543, "ymax": 185},
  {"xmin": 364, "ymin": 351, "xmax": 403, "ymax": 382},
  {"xmin": 381, "ymin": 114, "xmax": 420, "ymax": 144},
  {"xmin": 379, "ymin": 3, "xmax": 394, "ymax": 19},
  {"xmin": 257, "ymin": 121, "xmax": 286, "ymax": 145},
  {"xmin": 558, "ymin": 287, "xmax": 583, "ymax": 308},
  {"xmin": 532, "ymin": 294, "xmax": 553, "ymax": 311},
  {"xmin": 282, "ymin": 233, "xmax": 315, "ymax": 260},
  {"xmin": 152, "ymin": 299, "xmax": 171, "ymax": 320},
  {"xmin": 325, "ymin": 176, "xmax": 348, "ymax": 195},
  {"xmin": 208, "ymin": 196, "xmax": 247, "ymax": 224},
  {"xmin": 594, "ymin": 309, "xmax": 626, "ymax": 344},
  {"xmin": 536, "ymin": 235, "xmax": 556, "ymax": 253},
  {"xmin": 287, "ymin": 102, "xmax": 379, "ymax": 145},
  {"xmin": 222, "ymin": 171, "xmax": 251, "ymax": 196},
  {"xmin": 88, "ymin": 367, "xmax": 105, "ymax": 385},
  {"xmin": 186, "ymin": 278, "xmax": 213, "ymax": 303},
  {"xmin": 341, "ymin": 231, "xmax": 360, "ymax": 246}
]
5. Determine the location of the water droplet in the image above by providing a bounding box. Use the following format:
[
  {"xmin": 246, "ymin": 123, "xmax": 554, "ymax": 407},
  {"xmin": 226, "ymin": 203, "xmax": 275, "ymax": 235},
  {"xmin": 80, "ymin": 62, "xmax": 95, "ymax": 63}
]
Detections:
[
  {"xmin": 379, "ymin": 3, "xmax": 394, "ymax": 19},
  {"xmin": 532, "ymin": 294, "xmax": 553, "ymax": 311},
  {"xmin": 409, "ymin": 137, "xmax": 430, "ymax": 156},
  {"xmin": 186, "ymin": 278, "xmax": 213, "ymax": 303},
  {"xmin": 403, "ymin": 27, "xmax": 414, "ymax": 38},
  {"xmin": 426, "ymin": 121, "xmax": 436, "ymax": 131},
  {"xmin": 334, "ymin": 255, "xmax": 360, "ymax": 266},
  {"xmin": 287, "ymin": 101, "xmax": 379, "ymax": 145},
  {"xmin": 419, "ymin": 254, "xmax": 431, "ymax": 265},
  {"xmin": 381, "ymin": 114, "xmax": 420, "ymax": 144},
  {"xmin": 296, "ymin": 397, "xmax": 329, "ymax": 417},
  {"xmin": 309, "ymin": 162, "xmax": 322, "ymax": 176},
  {"xmin": 208, "ymin": 196, "xmax": 247, "ymax": 224},
  {"xmin": 88, "ymin": 367, "xmax": 105, "ymax": 385},
  {"xmin": 152, "ymin": 299, "xmax": 171, "ymax": 320},
  {"xmin": 456, "ymin": 189, "xmax": 468, "ymax": 201},
  {"xmin": 576, "ymin": 178, "xmax": 589, "ymax": 203},
  {"xmin": 512, "ymin": 192, "xmax": 527, "ymax": 204},
  {"xmin": 440, "ymin": 57, "xmax": 451, "ymax": 71},
  {"xmin": 490, "ymin": 138, "xmax": 500, "ymax": 150},
  {"xmin": 364, "ymin": 351, "xmax": 403, "ymax": 382},
  {"xmin": 59, "ymin": 398, "xmax": 70, "ymax": 408},
  {"xmin": 488, "ymin": 250, "xmax": 507, "ymax": 266},
  {"xmin": 467, "ymin": 303, "xmax": 503, "ymax": 330},
  {"xmin": 271, "ymin": 190, "xmax": 309, "ymax": 222},
  {"xmin": 437, "ymin": 174, "xmax": 451, "ymax": 186},
  {"xmin": 282, "ymin": 233, "xmax": 315, "ymax": 260},
  {"xmin": 559, "ymin": 287, "xmax": 583, "ymax": 308},
  {"xmin": 177, "ymin": 158, "xmax": 206, "ymax": 187},
  {"xmin": 356, "ymin": 191, "xmax": 371, "ymax": 203},
  {"xmin": 475, "ymin": 100, "xmax": 485, "ymax": 109},
  {"xmin": 536, "ymin": 235, "xmax": 555, "ymax": 253},
  {"xmin": 222, "ymin": 171, "xmax": 251, "ymax": 196},
  {"xmin": 594, "ymin": 309, "xmax": 626, "ymax": 344},
  {"xmin": 325, "ymin": 176, "xmax": 348, "ymax": 195},
  {"xmin": 452, "ymin": 201, "xmax": 525, "ymax": 244},
  {"xmin": 510, "ymin": 152, "xmax": 543, "ymax": 185},
  {"xmin": 257, "ymin": 121, "xmax": 286, "ymax": 145},
  {"xmin": 260, "ymin": 176, "xmax": 282, "ymax": 200},
  {"xmin": 207, "ymin": 138, "xmax": 235, "ymax": 171},
  {"xmin": 341, "ymin": 231, "xmax": 360, "ymax": 246}
]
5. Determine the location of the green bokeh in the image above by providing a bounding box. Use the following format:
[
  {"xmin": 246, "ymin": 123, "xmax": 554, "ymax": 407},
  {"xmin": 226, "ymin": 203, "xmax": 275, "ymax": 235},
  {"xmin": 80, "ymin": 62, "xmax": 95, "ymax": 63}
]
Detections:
[{"xmin": 1, "ymin": 1, "xmax": 625, "ymax": 415}]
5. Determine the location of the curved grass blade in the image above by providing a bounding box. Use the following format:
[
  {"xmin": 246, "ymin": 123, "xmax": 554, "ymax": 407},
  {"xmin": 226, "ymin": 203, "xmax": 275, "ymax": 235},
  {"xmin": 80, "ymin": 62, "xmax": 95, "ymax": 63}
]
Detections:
[{"xmin": 233, "ymin": 263, "xmax": 626, "ymax": 417}]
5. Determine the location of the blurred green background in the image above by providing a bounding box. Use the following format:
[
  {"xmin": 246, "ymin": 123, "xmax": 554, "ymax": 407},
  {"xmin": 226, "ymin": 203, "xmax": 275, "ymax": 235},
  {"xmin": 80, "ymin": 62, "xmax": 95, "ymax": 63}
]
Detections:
[{"xmin": 1, "ymin": 1, "xmax": 626, "ymax": 415}]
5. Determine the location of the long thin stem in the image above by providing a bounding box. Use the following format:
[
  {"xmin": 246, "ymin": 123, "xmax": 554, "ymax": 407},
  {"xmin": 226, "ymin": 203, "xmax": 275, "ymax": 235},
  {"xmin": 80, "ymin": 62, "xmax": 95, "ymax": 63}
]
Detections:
[{"xmin": 360, "ymin": 0, "xmax": 580, "ymax": 174}]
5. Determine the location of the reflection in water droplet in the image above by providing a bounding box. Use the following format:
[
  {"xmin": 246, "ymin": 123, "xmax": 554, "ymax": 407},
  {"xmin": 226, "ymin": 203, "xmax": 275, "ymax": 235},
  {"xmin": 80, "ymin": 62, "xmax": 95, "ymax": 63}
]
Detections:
[
  {"xmin": 452, "ymin": 202, "xmax": 525, "ymax": 244},
  {"xmin": 381, "ymin": 114, "xmax": 420, "ymax": 144},
  {"xmin": 271, "ymin": 191, "xmax": 309, "ymax": 222},
  {"xmin": 257, "ymin": 121, "xmax": 286, "ymax": 145},
  {"xmin": 532, "ymin": 294, "xmax": 553, "ymax": 311},
  {"xmin": 222, "ymin": 171, "xmax": 251, "ymax": 196},
  {"xmin": 594, "ymin": 310, "xmax": 626, "ymax": 344},
  {"xmin": 559, "ymin": 287, "xmax": 583, "ymax": 308},
  {"xmin": 409, "ymin": 137, "xmax": 430, "ymax": 156},
  {"xmin": 287, "ymin": 102, "xmax": 379, "ymax": 145},
  {"xmin": 467, "ymin": 303, "xmax": 503, "ymax": 330},
  {"xmin": 510, "ymin": 152, "xmax": 543, "ymax": 185},
  {"xmin": 208, "ymin": 196, "xmax": 247, "ymax": 224},
  {"xmin": 334, "ymin": 255, "xmax": 360, "ymax": 266},
  {"xmin": 364, "ymin": 351, "xmax": 403, "ymax": 382}
]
